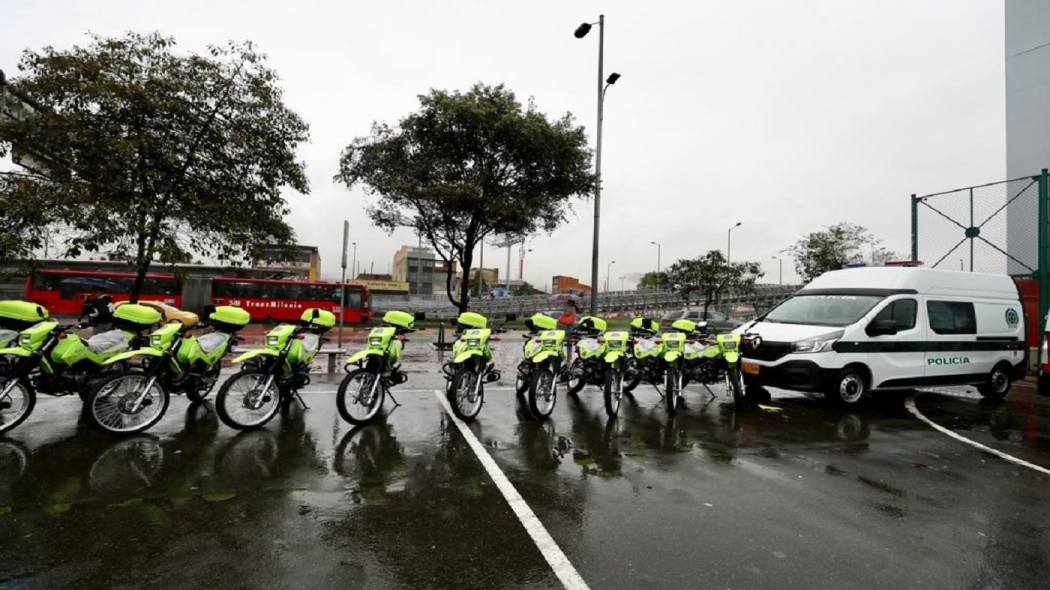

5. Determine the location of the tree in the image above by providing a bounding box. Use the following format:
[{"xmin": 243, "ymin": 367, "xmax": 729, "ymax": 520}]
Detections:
[
  {"xmin": 512, "ymin": 281, "xmax": 535, "ymax": 297},
  {"xmin": 666, "ymin": 250, "xmax": 763, "ymax": 314},
  {"xmin": 336, "ymin": 83, "xmax": 594, "ymax": 313},
  {"xmin": 468, "ymin": 276, "xmax": 491, "ymax": 298},
  {"xmin": 0, "ymin": 32, "xmax": 309, "ymax": 300},
  {"xmin": 786, "ymin": 223, "xmax": 898, "ymax": 282},
  {"xmin": 637, "ymin": 271, "xmax": 669, "ymax": 290}
]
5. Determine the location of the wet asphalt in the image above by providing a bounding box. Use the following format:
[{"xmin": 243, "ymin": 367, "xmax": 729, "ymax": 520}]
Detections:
[{"xmin": 1, "ymin": 336, "xmax": 1049, "ymax": 589}]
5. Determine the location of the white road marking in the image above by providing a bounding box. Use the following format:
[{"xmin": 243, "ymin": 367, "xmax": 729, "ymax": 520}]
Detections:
[
  {"xmin": 905, "ymin": 394, "xmax": 1050, "ymax": 477},
  {"xmin": 433, "ymin": 390, "xmax": 589, "ymax": 590}
]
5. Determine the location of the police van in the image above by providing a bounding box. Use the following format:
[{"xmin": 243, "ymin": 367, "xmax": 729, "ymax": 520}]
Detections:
[{"xmin": 739, "ymin": 265, "xmax": 1026, "ymax": 405}]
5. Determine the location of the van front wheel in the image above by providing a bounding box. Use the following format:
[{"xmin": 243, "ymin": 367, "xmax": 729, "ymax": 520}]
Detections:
[
  {"xmin": 827, "ymin": 368, "xmax": 867, "ymax": 406},
  {"xmin": 977, "ymin": 364, "xmax": 1012, "ymax": 400}
]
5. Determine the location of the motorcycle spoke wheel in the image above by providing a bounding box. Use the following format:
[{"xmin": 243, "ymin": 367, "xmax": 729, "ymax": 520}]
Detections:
[
  {"xmin": 217, "ymin": 371, "xmax": 281, "ymax": 430},
  {"xmin": 528, "ymin": 368, "xmax": 557, "ymax": 420},
  {"xmin": 0, "ymin": 378, "xmax": 34, "ymax": 435},
  {"xmin": 451, "ymin": 370, "xmax": 483, "ymax": 421},
  {"xmin": 89, "ymin": 374, "xmax": 169, "ymax": 435},
  {"xmin": 337, "ymin": 370, "xmax": 384, "ymax": 424}
]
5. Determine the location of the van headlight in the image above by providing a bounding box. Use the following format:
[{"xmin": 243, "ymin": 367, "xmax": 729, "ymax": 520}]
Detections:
[{"xmin": 792, "ymin": 330, "xmax": 844, "ymax": 354}]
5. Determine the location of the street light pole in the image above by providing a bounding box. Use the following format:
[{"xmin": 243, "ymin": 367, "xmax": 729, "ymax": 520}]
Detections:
[
  {"xmin": 727, "ymin": 222, "xmax": 742, "ymax": 263},
  {"xmin": 351, "ymin": 242, "xmax": 357, "ymax": 281},
  {"xmin": 772, "ymin": 255, "xmax": 782, "ymax": 285},
  {"xmin": 605, "ymin": 260, "xmax": 616, "ymax": 293},
  {"xmin": 650, "ymin": 241, "xmax": 661, "ymax": 273},
  {"xmin": 576, "ymin": 15, "xmax": 620, "ymax": 315}
]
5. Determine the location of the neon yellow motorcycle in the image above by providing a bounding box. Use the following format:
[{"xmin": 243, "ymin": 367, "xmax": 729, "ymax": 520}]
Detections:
[
  {"xmin": 337, "ymin": 310, "xmax": 417, "ymax": 425},
  {"xmin": 524, "ymin": 328, "xmax": 568, "ymax": 421},
  {"xmin": 442, "ymin": 312, "xmax": 507, "ymax": 421},
  {"xmin": 85, "ymin": 306, "xmax": 249, "ymax": 436},
  {"xmin": 216, "ymin": 308, "xmax": 335, "ymax": 430},
  {"xmin": 660, "ymin": 318, "xmax": 709, "ymax": 414},
  {"xmin": 515, "ymin": 313, "xmax": 559, "ymax": 395},
  {"xmin": 564, "ymin": 316, "xmax": 608, "ymax": 395},
  {"xmin": 0, "ymin": 303, "xmax": 162, "ymax": 436},
  {"xmin": 600, "ymin": 329, "xmax": 631, "ymax": 418}
]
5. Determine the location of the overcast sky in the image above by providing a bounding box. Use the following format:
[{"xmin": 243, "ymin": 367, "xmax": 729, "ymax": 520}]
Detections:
[{"xmin": 2, "ymin": 0, "xmax": 1006, "ymax": 289}]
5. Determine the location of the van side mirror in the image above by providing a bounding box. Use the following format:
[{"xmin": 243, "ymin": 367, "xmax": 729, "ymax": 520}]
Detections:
[{"xmin": 867, "ymin": 319, "xmax": 898, "ymax": 337}]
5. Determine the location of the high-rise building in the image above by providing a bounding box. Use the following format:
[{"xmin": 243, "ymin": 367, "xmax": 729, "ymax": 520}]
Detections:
[{"xmin": 392, "ymin": 246, "xmax": 436, "ymax": 295}]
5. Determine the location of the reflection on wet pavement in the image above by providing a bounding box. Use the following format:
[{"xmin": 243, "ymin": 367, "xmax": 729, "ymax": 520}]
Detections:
[{"xmin": 0, "ymin": 359, "xmax": 1048, "ymax": 588}]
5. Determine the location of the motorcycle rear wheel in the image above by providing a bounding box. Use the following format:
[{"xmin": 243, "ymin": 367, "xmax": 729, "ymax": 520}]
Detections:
[{"xmin": 0, "ymin": 377, "xmax": 35, "ymax": 436}]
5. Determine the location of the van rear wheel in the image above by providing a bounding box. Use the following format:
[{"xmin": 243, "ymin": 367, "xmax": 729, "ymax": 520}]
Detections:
[
  {"xmin": 977, "ymin": 364, "xmax": 1012, "ymax": 400},
  {"xmin": 827, "ymin": 368, "xmax": 867, "ymax": 406}
]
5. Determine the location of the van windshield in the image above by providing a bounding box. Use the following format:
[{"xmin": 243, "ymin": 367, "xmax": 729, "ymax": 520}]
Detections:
[{"xmin": 764, "ymin": 294, "xmax": 884, "ymax": 327}]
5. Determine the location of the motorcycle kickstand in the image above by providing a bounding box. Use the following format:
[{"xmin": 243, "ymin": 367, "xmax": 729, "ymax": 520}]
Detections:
[
  {"xmin": 386, "ymin": 386, "xmax": 402, "ymax": 408},
  {"xmin": 702, "ymin": 383, "xmax": 717, "ymax": 398},
  {"xmin": 294, "ymin": 391, "xmax": 311, "ymax": 410}
]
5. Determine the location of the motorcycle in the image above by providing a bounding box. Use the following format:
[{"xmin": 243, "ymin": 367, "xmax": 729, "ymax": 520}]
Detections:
[
  {"xmin": 564, "ymin": 316, "xmax": 609, "ymax": 395},
  {"xmin": 442, "ymin": 312, "xmax": 507, "ymax": 422},
  {"xmin": 600, "ymin": 329, "xmax": 631, "ymax": 418},
  {"xmin": 524, "ymin": 328, "xmax": 567, "ymax": 421},
  {"xmin": 661, "ymin": 319, "xmax": 709, "ymax": 414},
  {"xmin": 336, "ymin": 310, "xmax": 418, "ymax": 425},
  {"xmin": 622, "ymin": 318, "xmax": 664, "ymax": 394},
  {"xmin": 0, "ymin": 301, "xmax": 45, "ymax": 350},
  {"xmin": 0, "ymin": 303, "xmax": 162, "ymax": 436},
  {"xmin": 515, "ymin": 313, "xmax": 560, "ymax": 396},
  {"xmin": 692, "ymin": 331, "xmax": 762, "ymax": 412},
  {"xmin": 216, "ymin": 308, "xmax": 335, "ymax": 430},
  {"xmin": 84, "ymin": 305, "xmax": 250, "ymax": 436}
]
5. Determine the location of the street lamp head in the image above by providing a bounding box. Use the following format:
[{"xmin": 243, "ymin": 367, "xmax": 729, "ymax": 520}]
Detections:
[
  {"xmin": 574, "ymin": 22, "xmax": 592, "ymax": 38},
  {"xmin": 606, "ymin": 72, "xmax": 621, "ymax": 85},
  {"xmin": 734, "ymin": 222, "xmax": 742, "ymax": 228}
]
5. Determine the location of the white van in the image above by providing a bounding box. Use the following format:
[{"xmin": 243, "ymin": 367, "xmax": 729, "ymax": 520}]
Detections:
[{"xmin": 739, "ymin": 266, "xmax": 1026, "ymax": 405}]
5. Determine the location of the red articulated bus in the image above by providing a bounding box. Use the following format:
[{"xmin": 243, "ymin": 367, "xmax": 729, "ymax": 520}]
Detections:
[
  {"xmin": 25, "ymin": 270, "xmax": 372, "ymax": 324},
  {"xmin": 25, "ymin": 270, "xmax": 182, "ymax": 314},
  {"xmin": 210, "ymin": 277, "xmax": 372, "ymax": 323}
]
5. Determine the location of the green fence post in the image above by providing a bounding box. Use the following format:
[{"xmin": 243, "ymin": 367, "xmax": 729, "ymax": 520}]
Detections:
[
  {"xmin": 910, "ymin": 194, "xmax": 919, "ymax": 261},
  {"xmin": 1039, "ymin": 169, "xmax": 1049, "ymax": 375}
]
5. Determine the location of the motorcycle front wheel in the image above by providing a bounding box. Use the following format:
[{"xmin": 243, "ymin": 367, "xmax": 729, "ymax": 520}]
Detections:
[
  {"xmin": 337, "ymin": 369, "xmax": 385, "ymax": 425},
  {"xmin": 727, "ymin": 366, "xmax": 744, "ymax": 412},
  {"xmin": 664, "ymin": 368, "xmax": 680, "ymax": 415},
  {"xmin": 515, "ymin": 362, "xmax": 530, "ymax": 396},
  {"xmin": 86, "ymin": 371, "xmax": 170, "ymax": 436},
  {"xmin": 0, "ymin": 377, "xmax": 35, "ymax": 436},
  {"xmin": 565, "ymin": 358, "xmax": 586, "ymax": 395},
  {"xmin": 603, "ymin": 368, "xmax": 623, "ymax": 418},
  {"xmin": 216, "ymin": 370, "xmax": 282, "ymax": 430},
  {"xmin": 527, "ymin": 366, "xmax": 557, "ymax": 421},
  {"xmin": 449, "ymin": 366, "xmax": 484, "ymax": 422},
  {"xmin": 623, "ymin": 358, "xmax": 642, "ymax": 394}
]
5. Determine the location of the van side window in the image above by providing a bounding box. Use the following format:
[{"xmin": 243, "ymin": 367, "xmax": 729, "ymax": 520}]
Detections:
[
  {"xmin": 927, "ymin": 301, "xmax": 976, "ymax": 335},
  {"xmin": 873, "ymin": 299, "xmax": 917, "ymax": 331}
]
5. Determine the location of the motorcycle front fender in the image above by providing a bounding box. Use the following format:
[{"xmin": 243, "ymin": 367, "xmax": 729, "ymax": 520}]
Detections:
[
  {"xmin": 663, "ymin": 351, "xmax": 681, "ymax": 363},
  {"xmin": 0, "ymin": 347, "xmax": 31, "ymax": 358},
  {"xmin": 103, "ymin": 348, "xmax": 163, "ymax": 366},
  {"xmin": 346, "ymin": 348, "xmax": 384, "ymax": 365},
  {"xmin": 453, "ymin": 349, "xmax": 484, "ymax": 364},
  {"xmin": 724, "ymin": 351, "xmax": 740, "ymax": 364},
  {"xmin": 232, "ymin": 348, "xmax": 280, "ymax": 364},
  {"xmin": 531, "ymin": 350, "xmax": 562, "ymax": 365},
  {"xmin": 603, "ymin": 350, "xmax": 624, "ymax": 364}
]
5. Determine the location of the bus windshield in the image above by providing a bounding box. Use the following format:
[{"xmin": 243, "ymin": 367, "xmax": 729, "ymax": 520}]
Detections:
[{"xmin": 764, "ymin": 294, "xmax": 884, "ymax": 327}]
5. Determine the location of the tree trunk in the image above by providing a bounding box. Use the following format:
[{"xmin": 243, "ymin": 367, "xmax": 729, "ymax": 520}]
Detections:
[
  {"xmin": 129, "ymin": 258, "xmax": 152, "ymax": 304},
  {"xmin": 129, "ymin": 214, "xmax": 162, "ymax": 303},
  {"xmin": 457, "ymin": 248, "xmax": 473, "ymax": 313}
]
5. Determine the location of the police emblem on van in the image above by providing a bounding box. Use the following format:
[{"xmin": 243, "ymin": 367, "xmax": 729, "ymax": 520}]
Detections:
[
  {"xmin": 1005, "ymin": 308, "xmax": 1019, "ymax": 328},
  {"xmin": 928, "ymin": 357, "xmax": 971, "ymax": 366}
]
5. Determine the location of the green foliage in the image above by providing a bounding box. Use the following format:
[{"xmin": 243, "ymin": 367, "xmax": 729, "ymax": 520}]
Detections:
[
  {"xmin": 512, "ymin": 281, "xmax": 534, "ymax": 297},
  {"xmin": 786, "ymin": 223, "xmax": 898, "ymax": 282},
  {"xmin": 468, "ymin": 276, "xmax": 491, "ymax": 298},
  {"xmin": 336, "ymin": 83, "xmax": 594, "ymax": 312},
  {"xmin": 666, "ymin": 250, "xmax": 763, "ymax": 312},
  {"xmin": 0, "ymin": 32, "xmax": 309, "ymax": 299},
  {"xmin": 637, "ymin": 271, "xmax": 669, "ymax": 290}
]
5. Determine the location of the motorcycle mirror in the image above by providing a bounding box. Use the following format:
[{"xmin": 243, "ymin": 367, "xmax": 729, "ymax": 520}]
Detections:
[
  {"xmin": 203, "ymin": 304, "xmax": 216, "ymax": 316},
  {"xmin": 414, "ymin": 312, "xmax": 426, "ymax": 321}
]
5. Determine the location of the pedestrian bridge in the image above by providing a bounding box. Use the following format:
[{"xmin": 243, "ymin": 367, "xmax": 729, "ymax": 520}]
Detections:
[{"xmin": 376, "ymin": 284, "xmax": 799, "ymax": 319}]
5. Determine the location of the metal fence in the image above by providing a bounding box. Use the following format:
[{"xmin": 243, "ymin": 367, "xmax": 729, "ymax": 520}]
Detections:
[{"xmin": 912, "ymin": 169, "xmax": 1049, "ymax": 355}]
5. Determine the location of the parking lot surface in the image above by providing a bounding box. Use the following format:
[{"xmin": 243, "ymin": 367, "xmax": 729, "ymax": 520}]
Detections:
[{"xmin": 1, "ymin": 342, "xmax": 1049, "ymax": 589}]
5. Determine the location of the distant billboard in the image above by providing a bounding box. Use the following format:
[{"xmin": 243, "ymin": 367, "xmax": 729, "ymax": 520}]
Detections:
[{"xmin": 355, "ymin": 279, "xmax": 409, "ymax": 292}]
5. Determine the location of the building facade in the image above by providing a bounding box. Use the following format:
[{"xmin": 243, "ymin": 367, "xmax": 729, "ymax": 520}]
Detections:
[
  {"xmin": 252, "ymin": 245, "xmax": 321, "ymax": 281},
  {"xmin": 392, "ymin": 246, "xmax": 437, "ymax": 295},
  {"xmin": 551, "ymin": 275, "xmax": 591, "ymax": 295}
]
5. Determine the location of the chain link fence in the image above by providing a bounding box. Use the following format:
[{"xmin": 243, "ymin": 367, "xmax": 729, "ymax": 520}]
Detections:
[{"xmin": 912, "ymin": 170, "xmax": 1050, "ymax": 367}]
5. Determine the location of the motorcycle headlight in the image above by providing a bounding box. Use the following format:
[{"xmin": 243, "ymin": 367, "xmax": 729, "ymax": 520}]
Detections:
[
  {"xmin": 467, "ymin": 339, "xmax": 480, "ymax": 347},
  {"xmin": 20, "ymin": 334, "xmax": 31, "ymax": 345},
  {"xmin": 721, "ymin": 341, "xmax": 736, "ymax": 351},
  {"xmin": 792, "ymin": 330, "xmax": 844, "ymax": 354},
  {"xmin": 369, "ymin": 337, "xmax": 383, "ymax": 347},
  {"xmin": 151, "ymin": 335, "xmax": 162, "ymax": 346}
]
